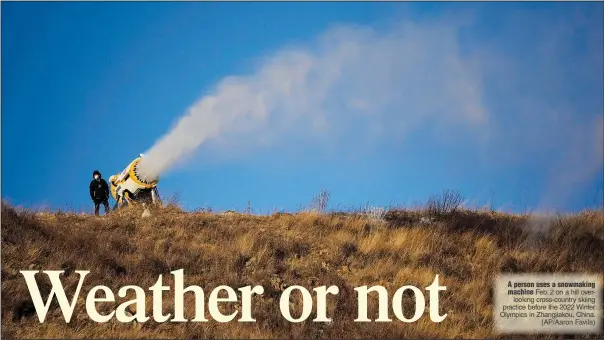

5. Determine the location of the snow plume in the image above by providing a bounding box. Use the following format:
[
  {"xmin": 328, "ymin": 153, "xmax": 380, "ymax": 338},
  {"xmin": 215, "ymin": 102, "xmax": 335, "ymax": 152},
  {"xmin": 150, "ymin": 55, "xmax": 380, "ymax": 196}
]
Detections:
[
  {"xmin": 137, "ymin": 6, "xmax": 603, "ymax": 217},
  {"xmin": 136, "ymin": 17, "xmax": 487, "ymax": 181}
]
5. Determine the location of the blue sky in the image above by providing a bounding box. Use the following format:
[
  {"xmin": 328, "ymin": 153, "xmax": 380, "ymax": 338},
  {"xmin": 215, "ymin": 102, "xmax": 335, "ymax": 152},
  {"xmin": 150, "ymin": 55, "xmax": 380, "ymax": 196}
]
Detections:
[{"xmin": 2, "ymin": 2, "xmax": 603, "ymax": 214}]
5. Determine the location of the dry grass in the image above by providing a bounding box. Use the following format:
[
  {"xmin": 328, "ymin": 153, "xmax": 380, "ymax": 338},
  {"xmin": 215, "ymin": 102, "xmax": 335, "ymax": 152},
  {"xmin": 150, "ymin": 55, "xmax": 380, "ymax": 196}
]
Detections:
[{"xmin": 1, "ymin": 201, "xmax": 603, "ymax": 339}]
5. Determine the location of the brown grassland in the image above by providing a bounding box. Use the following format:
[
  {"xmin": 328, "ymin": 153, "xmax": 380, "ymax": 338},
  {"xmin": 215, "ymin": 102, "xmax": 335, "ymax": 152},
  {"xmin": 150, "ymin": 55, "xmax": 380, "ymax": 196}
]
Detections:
[{"xmin": 1, "ymin": 197, "xmax": 603, "ymax": 339}]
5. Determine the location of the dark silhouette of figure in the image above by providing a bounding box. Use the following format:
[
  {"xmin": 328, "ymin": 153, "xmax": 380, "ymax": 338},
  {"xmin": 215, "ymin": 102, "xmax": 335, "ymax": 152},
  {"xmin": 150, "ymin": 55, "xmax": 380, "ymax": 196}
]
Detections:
[{"xmin": 90, "ymin": 170, "xmax": 110, "ymax": 216}]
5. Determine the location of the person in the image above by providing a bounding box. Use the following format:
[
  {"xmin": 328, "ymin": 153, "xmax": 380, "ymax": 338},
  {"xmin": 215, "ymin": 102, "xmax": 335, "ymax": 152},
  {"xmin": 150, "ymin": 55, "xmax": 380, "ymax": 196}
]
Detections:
[{"xmin": 90, "ymin": 170, "xmax": 110, "ymax": 215}]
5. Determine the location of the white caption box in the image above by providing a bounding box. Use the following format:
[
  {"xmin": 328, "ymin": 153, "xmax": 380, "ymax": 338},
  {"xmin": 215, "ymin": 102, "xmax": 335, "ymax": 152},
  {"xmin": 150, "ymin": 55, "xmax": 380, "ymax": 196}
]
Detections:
[{"xmin": 494, "ymin": 273, "xmax": 602, "ymax": 334}]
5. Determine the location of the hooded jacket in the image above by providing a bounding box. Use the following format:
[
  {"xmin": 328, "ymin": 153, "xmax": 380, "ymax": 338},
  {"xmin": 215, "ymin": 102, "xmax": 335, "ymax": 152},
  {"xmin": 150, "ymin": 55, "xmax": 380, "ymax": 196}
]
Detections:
[{"xmin": 90, "ymin": 170, "xmax": 110, "ymax": 201}]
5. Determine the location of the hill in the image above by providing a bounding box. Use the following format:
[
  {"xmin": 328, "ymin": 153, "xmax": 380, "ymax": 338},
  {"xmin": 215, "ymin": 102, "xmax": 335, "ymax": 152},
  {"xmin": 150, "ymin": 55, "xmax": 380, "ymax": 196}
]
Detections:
[{"xmin": 1, "ymin": 201, "xmax": 603, "ymax": 339}]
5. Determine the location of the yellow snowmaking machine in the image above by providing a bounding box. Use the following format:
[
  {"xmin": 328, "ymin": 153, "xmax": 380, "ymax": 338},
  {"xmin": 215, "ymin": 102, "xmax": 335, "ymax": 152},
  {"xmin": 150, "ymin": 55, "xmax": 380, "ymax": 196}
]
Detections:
[{"xmin": 109, "ymin": 154, "xmax": 161, "ymax": 209}]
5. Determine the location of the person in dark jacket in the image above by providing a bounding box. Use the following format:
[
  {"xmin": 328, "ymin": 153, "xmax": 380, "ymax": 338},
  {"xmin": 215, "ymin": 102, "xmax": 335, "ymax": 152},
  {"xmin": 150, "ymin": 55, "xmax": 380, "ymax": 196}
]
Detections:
[{"xmin": 90, "ymin": 170, "xmax": 110, "ymax": 216}]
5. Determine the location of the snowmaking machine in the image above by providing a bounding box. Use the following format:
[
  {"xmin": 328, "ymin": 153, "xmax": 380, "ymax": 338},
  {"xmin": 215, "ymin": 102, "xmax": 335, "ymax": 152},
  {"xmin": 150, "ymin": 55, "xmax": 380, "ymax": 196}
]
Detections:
[{"xmin": 109, "ymin": 154, "xmax": 162, "ymax": 209}]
